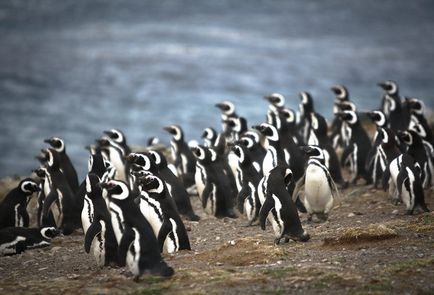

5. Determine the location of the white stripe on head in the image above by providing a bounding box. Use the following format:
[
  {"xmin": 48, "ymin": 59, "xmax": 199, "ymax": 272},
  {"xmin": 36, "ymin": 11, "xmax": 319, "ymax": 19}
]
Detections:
[{"xmin": 20, "ymin": 180, "xmax": 37, "ymax": 194}]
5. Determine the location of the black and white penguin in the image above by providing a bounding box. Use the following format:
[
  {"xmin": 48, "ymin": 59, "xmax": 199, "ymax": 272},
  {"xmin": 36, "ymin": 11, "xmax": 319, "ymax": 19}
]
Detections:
[
  {"xmin": 215, "ymin": 100, "xmax": 238, "ymax": 139},
  {"xmin": 396, "ymin": 154, "xmax": 430, "ymax": 214},
  {"xmin": 82, "ymin": 174, "xmax": 118, "ymax": 267},
  {"xmin": 42, "ymin": 148, "xmax": 81, "ymax": 235},
  {"xmin": 330, "ymin": 85, "xmax": 350, "ymax": 148},
  {"xmin": 298, "ymin": 91, "xmax": 315, "ymax": 144},
  {"xmin": 293, "ymin": 146, "xmax": 339, "ymax": 221},
  {"xmin": 192, "ymin": 145, "xmax": 237, "ymax": 218},
  {"xmin": 397, "ymin": 130, "xmax": 432, "ymax": 189},
  {"xmin": 202, "ymin": 127, "xmax": 218, "ymax": 147},
  {"xmin": 239, "ymin": 131, "xmax": 266, "ymax": 174},
  {"xmin": 135, "ymin": 173, "xmax": 191, "ymax": 253},
  {"xmin": 103, "ymin": 129, "xmax": 131, "ymax": 155},
  {"xmin": 279, "ymin": 107, "xmax": 303, "ymax": 145},
  {"xmin": 258, "ymin": 165, "xmax": 310, "ymax": 244},
  {"xmin": 163, "ymin": 124, "xmax": 196, "ymax": 190},
  {"xmin": 148, "ymin": 150, "xmax": 200, "ymax": 221},
  {"xmin": 101, "ymin": 180, "xmax": 174, "ymax": 279},
  {"xmin": 96, "ymin": 137, "xmax": 127, "ymax": 182},
  {"xmin": 33, "ymin": 168, "xmax": 56, "ymax": 228},
  {"xmin": 0, "ymin": 226, "xmax": 60, "ymax": 256},
  {"xmin": 44, "ymin": 137, "xmax": 79, "ymax": 193},
  {"xmin": 378, "ymin": 80, "xmax": 410, "ymax": 131},
  {"xmin": 0, "ymin": 178, "xmax": 40, "ymax": 229},
  {"xmin": 307, "ymin": 112, "xmax": 345, "ymax": 186},
  {"xmin": 231, "ymin": 143, "xmax": 262, "ymax": 225},
  {"xmin": 223, "ymin": 116, "xmax": 248, "ymax": 142},
  {"xmin": 264, "ymin": 93, "xmax": 285, "ymax": 126},
  {"xmin": 338, "ymin": 110, "xmax": 372, "ymax": 184}
]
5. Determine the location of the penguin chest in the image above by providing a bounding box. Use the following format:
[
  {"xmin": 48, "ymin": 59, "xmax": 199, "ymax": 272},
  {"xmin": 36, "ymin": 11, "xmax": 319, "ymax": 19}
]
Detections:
[
  {"xmin": 269, "ymin": 195, "xmax": 284, "ymax": 238},
  {"xmin": 126, "ymin": 228, "xmax": 141, "ymax": 276},
  {"xmin": 91, "ymin": 220, "xmax": 107, "ymax": 267},
  {"xmin": 257, "ymin": 177, "xmax": 267, "ymax": 205},
  {"xmin": 163, "ymin": 218, "xmax": 179, "ymax": 254},
  {"xmin": 195, "ymin": 164, "xmax": 206, "ymax": 197},
  {"xmin": 138, "ymin": 197, "xmax": 164, "ymax": 238},
  {"xmin": 244, "ymin": 183, "xmax": 258, "ymax": 221},
  {"xmin": 304, "ymin": 165, "xmax": 333, "ymax": 213},
  {"xmin": 109, "ymin": 204, "xmax": 124, "ymax": 245},
  {"xmin": 262, "ymin": 149, "xmax": 275, "ymax": 176},
  {"xmin": 204, "ymin": 184, "xmax": 217, "ymax": 215},
  {"xmin": 81, "ymin": 195, "xmax": 94, "ymax": 234}
]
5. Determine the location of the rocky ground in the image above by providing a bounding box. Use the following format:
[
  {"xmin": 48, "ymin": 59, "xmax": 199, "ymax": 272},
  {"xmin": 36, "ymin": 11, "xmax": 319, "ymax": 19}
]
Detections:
[{"xmin": 0, "ymin": 176, "xmax": 433, "ymax": 295}]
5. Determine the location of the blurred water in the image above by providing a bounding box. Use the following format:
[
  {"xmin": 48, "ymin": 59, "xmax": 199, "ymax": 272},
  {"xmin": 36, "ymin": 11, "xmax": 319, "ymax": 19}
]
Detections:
[{"xmin": 0, "ymin": 0, "xmax": 433, "ymax": 179}]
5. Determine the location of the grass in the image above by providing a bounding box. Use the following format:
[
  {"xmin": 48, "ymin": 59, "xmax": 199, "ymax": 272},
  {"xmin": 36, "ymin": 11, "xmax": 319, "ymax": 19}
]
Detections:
[
  {"xmin": 387, "ymin": 257, "xmax": 434, "ymax": 274},
  {"xmin": 323, "ymin": 224, "xmax": 398, "ymax": 246}
]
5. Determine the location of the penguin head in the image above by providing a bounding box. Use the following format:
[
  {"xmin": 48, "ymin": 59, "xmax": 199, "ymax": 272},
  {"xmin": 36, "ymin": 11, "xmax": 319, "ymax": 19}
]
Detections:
[
  {"xmin": 215, "ymin": 101, "xmax": 235, "ymax": 116},
  {"xmin": 202, "ymin": 127, "xmax": 217, "ymax": 145},
  {"xmin": 100, "ymin": 180, "xmax": 130, "ymax": 201},
  {"xmin": 223, "ymin": 117, "xmax": 248, "ymax": 134},
  {"xmin": 279, "ymin": 108, "xmax": 296, "ymax": 124},
  {"xmin": 231, "ymin": 144, "xmax": 248, "ymax": 164},
  {"xmin": 242, "ymin": 131, "xmax": 261, "ymax": 146},
  {"xmin": 192, "ymin": 145, "xmax": 216, "ymax": 163},
  {"xmin": 299, "ymin": 91, "xmax": 314, "ymax": 115},
  {"xmin": 127, "ymin": 152, "xmax": 152, "ymax": 171},
  {"xmin": 397, "ymin": 130, "xmax": 413, "ymax": 146},
  {"xmin": 148, "ymin": 150, "xmax": 167, "ymax": 168},
  {"xmin": 103, "ymin": 129, "xmax": 127, "ymax": 145},
  {"xmin": 264, "ymin": 93, "xmax": 285, "ymax": 107},
  {"xmin": 40, "ymin": 227, "xmax": 61, "ymax": 239},
  {"xmin": 45, "ymin": 148, "xmax": 61, "ymax": 170},
  {"xmin": 337, "ymin": 110, "xmax": 358, "ymax": 125},
  {"xmin": 139, "ymin": 174, "xmax": 165, "ymax": 195},
  {"xmin": 147, "ymin": 136, "xmax": 160, "ymax": 147},
  {"xmin": 378, "ymin": 80, "xmax": 398, "ymax": 95},
  {"xmin": 33, "ymin": 167, "xmax": 48, "ymax": 179},
  {"xmin": 19, "ymin": 178, "xmax": 40, "ymax": 194},
  {"xmin": 85, "ymin": 173, "xmax": 102, "ymax": 197},
  {"xmin": 163, "ymin": 125, "xmax": 184, "ymax": 141},
  {"xmin": 367, "ymin": 110, "xmax": 387, "ymax": 127},
  {"xmin": 406, "ymin": 98, "xmax": 425, "ymax": 115},
  {"xmin": 331, "ymin": 85, "xmax": 348, "ymax": 101},
  {"xmin": 336, "ymin": 101, "xmax": 356, "ymax": 112},
  {"xmin": 301, "ymin": 146, "xmax": 325, "ymax": 161},
  {"xmin": 238, "ymin": 136, "xmax": 254, "ymax": 149},
  {"xmin": 44, "ymin": 137, "xmax": 65, "ymax": 153},
  {"xmin": 252, "ymin": 123, "xmax": 279, "ymax": 142},
  {"xmin": 379, "ymin": 128, "xmax": 398, "ymax": 147}
]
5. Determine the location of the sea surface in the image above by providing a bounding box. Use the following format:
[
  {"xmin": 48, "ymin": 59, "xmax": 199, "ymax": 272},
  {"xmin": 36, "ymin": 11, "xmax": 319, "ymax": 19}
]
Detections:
[{"xmin": 0, "ymin": 0, "xmax": 433, "ymax": 178}]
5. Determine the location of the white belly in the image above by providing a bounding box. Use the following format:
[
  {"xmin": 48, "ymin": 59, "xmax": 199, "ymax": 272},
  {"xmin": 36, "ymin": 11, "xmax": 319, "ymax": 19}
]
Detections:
[
  {"xmin": 304, "ymin": 166, "xmax": 333, "ymax": 214},
  {"xmin": 195, "ymin": 164, "xmax": 206, "ymax": 197}
]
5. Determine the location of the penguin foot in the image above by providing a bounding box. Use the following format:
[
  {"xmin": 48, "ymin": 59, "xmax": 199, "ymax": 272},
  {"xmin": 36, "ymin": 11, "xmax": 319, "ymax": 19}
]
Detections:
[
  {"xmin": 274, "ymin": 238, "xmax": 281, "ymax": 245},
  {"xmin": 405, "ymin": 210, "xmax": 414, "ymax": 215},
  {"xmin": 283, "ymin": 236, "xmax": 290, "ymax": 243}
]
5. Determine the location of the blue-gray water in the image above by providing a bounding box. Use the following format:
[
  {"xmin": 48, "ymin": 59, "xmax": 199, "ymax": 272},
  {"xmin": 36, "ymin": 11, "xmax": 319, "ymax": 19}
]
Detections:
[{"xmin": 1, "ymin": 0, "xmax": 434, "ymax": 179}]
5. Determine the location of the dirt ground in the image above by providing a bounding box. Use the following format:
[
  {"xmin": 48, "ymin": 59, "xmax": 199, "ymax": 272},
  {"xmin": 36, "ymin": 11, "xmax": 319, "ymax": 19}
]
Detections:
[{"xmin": 0, "ymin": 177, "xmax": 433, "ymax": 295}]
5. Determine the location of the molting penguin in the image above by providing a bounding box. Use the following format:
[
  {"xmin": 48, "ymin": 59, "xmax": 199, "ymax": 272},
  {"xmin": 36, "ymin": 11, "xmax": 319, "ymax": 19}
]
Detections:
[
  {"xmin": 163, "ymin": 124, "xmax": 196, "ymax": 190},
  {"xmin": 83, "ymin": 174, "xmax": 118, "ymax": 267},
  {"xmin": 44, "ymin": 137, "xmax": 79, "ymax": 193},
  {"xmin": 0, "ymin": 227, "xmax": 60, "ymax": 256},
  {"xmin": 33, "ymin": 167, "xmax": 56, "ymax": 228},
  {"xmin": 293, "ymin": 146, "xmax": 339, "ymax": 221},
  {"xmin": 136, "ymin": 173, "xmax": 191, "ymax": 253},
  {"xmin": 193, "ymin": 145, "xmax": 237, "ymax": 218},
  {"xmin": 258, "ymin": 165, "xmax": 310, "ymax": 244},
  {"xmin": 101, "ymin": 180, "xmax": 174, "ymax": 279},
  {"xmin": 0, "ymin": 179, "xmax": 40, "ymax": 229}
]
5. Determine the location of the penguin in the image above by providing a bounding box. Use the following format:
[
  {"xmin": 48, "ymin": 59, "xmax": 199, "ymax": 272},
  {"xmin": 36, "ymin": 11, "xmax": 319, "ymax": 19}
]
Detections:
[
  {"xmin": 397, "ymin": 130, "xmax": 432, "ymax": 189},
  {"xmin": 258, "ymin": 165, "xmax": 310, "ymax": 244},
  {"xmin": 231, "ymin": 143, "xmax": 262, "ymax": 225},
  {"xmin": 103, "ymin": 129, "xmax": 131, "ymax": 155},
  {"xmin": 264, "ymin": 93, "xmax": 285, "ymax": 126},
  {"xmin": 223, "ymin": 116, "xmax": 248, "ymax": 142},
  {"xmin": 163, "ymin": 124, "xmax": 196, "ymax": 190},
  {"xmin": 306, "ymin": 112, "xmax": 345, "ymax": 186},
  {"xmin": 293, "ymin": 146, "xmax": 339, "ymax": 221},
  {"xmin": 192, "ymin": 145, "xmax": 237, "ymax": 218},
  {"xmin": 135, "ymin": 173, "xmax": 191, "ymax": 253},
  {"xmin": 395, "ymin": 154, "xmax": 430, "ymax": 214},
  {"xmin": 239, "ymin": 131, "xmax": 266, "ymax": 174},
  {"xmin": 147, "ymin": 136, "xmax": 161, "ymax": 147},
  {"xmin": 0, "ymin": 178, "xmax": 40, "ymax": 229},
  {"xmin": 33, "ymin": 168, "xmax": 56, "ymax": 228},
  {"xmin": 202, "ymin": 127, "xmax": 218, "ymax": 147},
  {"xmin": 96, "ymin": 137, "xmax": 127, "ymax": 182},
  {"xmin": 298, "ymin": 91, "xmax": 315, "ymax": 144},
  {"xmin": 83, "ymin": 174, "xmax": 118, "ymax": 267},
  {"xmin": 148, "ymin": 150, "xmax": 200, "ymax": 221},
  {"xmin": 101, "ymin": 180, "xmax": 174, "ymax": 279},
  {"xmin": 252, "ymin": 123, "xmax": 287, "ymax": 176},
  {"xmin": 279, "ymin": 107, "xmax": 303, "ymax": 145},
  {"xmin": 41, "ymin": 148, "xmax": 81, "ymax": 235},
  {"xmin": 215, "ymin": 100, "xmax": 238, "ymax": 139},
  {"xmin": 378, "ymin": 80, "xmax": 410, "ymax": 131},
  {"xmin": 44, "ymin": 137, "xmax": 79, "ymax": 193},
  {"xmin": 338, "ymin": 110, "xmax": 372, "ymax": 184},
  {"xmin": 334, "ymin": 101, "xmax": 357, "ymax": 148},
  {"xmin": 330, "ymin": 85, "xmax": 350, "ymax": 149},
  {"xmin": 365, "ymin": 111, "xmax": 389, "ymax": 187},
  {"xmin": 0, "ymin": 226, "xmax": 61, "ymax": 256}
]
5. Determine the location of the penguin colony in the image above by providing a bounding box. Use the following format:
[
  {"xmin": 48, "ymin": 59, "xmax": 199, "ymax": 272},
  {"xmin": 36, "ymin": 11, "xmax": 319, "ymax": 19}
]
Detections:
[{"xmin": 0, "ymin": 80, "xmax": 432, "ymax": 280}]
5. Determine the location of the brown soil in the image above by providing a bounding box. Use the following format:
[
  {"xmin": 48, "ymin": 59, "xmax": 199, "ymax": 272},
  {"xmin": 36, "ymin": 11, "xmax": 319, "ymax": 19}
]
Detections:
[{"xmin": 0, "ymin": 178, "xmax": 433, "ymax": 295}]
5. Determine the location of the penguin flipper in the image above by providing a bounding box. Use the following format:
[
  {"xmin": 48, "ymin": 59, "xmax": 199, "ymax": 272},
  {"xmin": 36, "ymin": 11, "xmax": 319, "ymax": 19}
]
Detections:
[
  {"xmin": 118, "ymin": 226, "xmax": 135, "ymax": 267},
  {"xmin": 157, "ymin": 220, "xmax": 172, "ymax": 253},
  {"xmin": 84, "ymin": 221, "xmax": 102, "ymax": 253},
  {"xmin": 259, "ymin": 194, "xmax": 274, "ymax": 231},
  {"xmin": 341, "ymin": 145, "xmax": 354, "ymax": 167},
  {"xmin": 42, "ymin": 191, "xmax": 58, "ymax": 222},
  {"xmin": 396, "ymin": 168, "xmax": 408, "ymax": 196},
  {"xmin": 382, "ymin": 166, "xmax": 391, "ymax": 192},
  {"xmin": 201, "ymin": 183, "xmax": 212, "ymax": 209},
  {"xmin": 236, "ymin": 186, "xmax": 249, "ymax": 214}
]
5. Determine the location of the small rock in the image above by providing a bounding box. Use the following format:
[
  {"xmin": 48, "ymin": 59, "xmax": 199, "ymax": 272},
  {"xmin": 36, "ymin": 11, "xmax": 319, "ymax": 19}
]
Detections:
[
  {"xmin": 321, "ymin": 258, "xmax": 328, "ymax": 262},
  {"xmin": 215, "ymin": 236, "xmax": 220, "ymax": 241},
  {"xmin": 417, "ymin": 253, "xmax": 424, "ymax": 258},
  {"xmin": 229, "ymin": 240, "xmax": 236, "ymax": 246},
  {"xmin": 50, "ymin": 246, "xmax": 61, "ymax": 253},
  {"xmin": 392, "ymin": 209, "xmax": 399, "ymax": 215},
  {"xmin": 216, "ymin": 262, "xmax": 223, "ymax": 266},
  {"xmin": 348, "ymin": 213, "xmax": 356, "ymax": 217}
]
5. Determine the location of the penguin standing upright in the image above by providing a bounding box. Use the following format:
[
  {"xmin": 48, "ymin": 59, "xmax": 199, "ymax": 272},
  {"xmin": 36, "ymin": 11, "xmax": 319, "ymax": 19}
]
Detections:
[
  {"xmin": 293, "ymin": 146, "xmax": 339, "ymax": 221},
  {"xmin": 101, "ymin": 180, "xmax": 174, "ymax": 279},
  {"xmin": 83, "ymin": 174, "xmax": 118, "ymax": 267},
  {"xmin": 298, "ymin": 91, "xmax": 315, "ymax": 144},
  {"xmin": 163, "ymin": 125, "xmax": 196, "ymax": 190},
  {"xmin": 192, "ymin": 145, "xmax": 237, "ymax": 218},
  {"xmin": 215, "ymin": 100, "xmax": 238, "ymax": 140},
  {"xmin": 136, "ymin": 174, "xmax": 191, "ymax": 253},
  {"xmin": 338, "ymin": 110, "xmax": 372, "ymax": 184},
  {"xmin": 202, "ymin": 127, "xmax": 218, "ymax": 147},
  {"xmin": 0, "ymin": 227, "xmax": 60, "ymax": 256},
  {"xmin": 231, "ymin": 143, "xmax": 262, "ymax": 225},
  {"xmin": 264, "ymin": 93, "xmax": 285, "ymax": 126},
  {"xmin": 258, "ymin": 165, "xmax": 310, "ymax": 244},
  {"xmin": 330, "ymin": 85, "xmax": 350, "ymax": 148},
  {"xmin": 0, "ymin": 178, "xmax": 40, "ymax": 229},
  {"xmin": 378, "ymin": 80, "xmax": 410, "ymax": 131},
  {"xmin": 96, "ymin": 137, "xmax": 127, "ymax": 182},
  {"xmin": 239, "ymin": 131, "xmax": 266, "ymax": 173},
  {"xmin": 33, "ymin": 168, "xmax": 56, "ymax": 228},
  {"xmin": 44, "ymin": 137, "xmax": 79, "ymax": 193}
]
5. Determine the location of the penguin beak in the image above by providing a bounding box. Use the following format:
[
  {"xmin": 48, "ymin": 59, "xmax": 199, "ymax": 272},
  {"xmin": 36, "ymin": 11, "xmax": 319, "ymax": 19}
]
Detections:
[
  {"xmin": 214, "ymin": 103, "xmax": 225, "ymax": 111},
  {"xmin": 251, "ymin": 125, "xmax": 262, "ymax": 132},
  {"xmin": 330, "ymin": 86, "xmax": 340, "ymax": 95},
  {"xmin": 163, "ymin": 126, "xmax": 175, "ymax": 135},
  {"xmin": 377, "ymin": 82, "xmax": 387, "ymax": 89},
  {"xmin": 43, "ymin": 138, "xmax": 52, "ymax": 144},
  {"xmin": 103, "ymin": 130, "xmax": 114, "ymax": 137},
  {"xmin": 300, "ymin": 146, "xmax": 313, "ymax": 154},
  {"xmin": 126, "ymin": 154, "xmax": 137, "ymax": 163}
]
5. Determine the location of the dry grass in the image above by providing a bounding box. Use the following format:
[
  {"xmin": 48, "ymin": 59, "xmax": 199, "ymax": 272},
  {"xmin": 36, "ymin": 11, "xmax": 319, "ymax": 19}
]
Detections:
[{"xmin": 323, "ymin": 224, "xmax": 398, "ymax": 246}]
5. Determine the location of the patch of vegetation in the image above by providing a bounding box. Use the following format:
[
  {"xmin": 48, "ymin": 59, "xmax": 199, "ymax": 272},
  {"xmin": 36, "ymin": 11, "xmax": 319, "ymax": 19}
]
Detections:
[
  {"xmin": 260, "ymin": 266, "xmax": 297, "ymax": 279},
  {"xmin": 323, "ymin": 224, "xmax": 398, "ymax": 246},
  {"xmin": 387, "ymin": 257, "xmax": 434, "ymax": 274}
]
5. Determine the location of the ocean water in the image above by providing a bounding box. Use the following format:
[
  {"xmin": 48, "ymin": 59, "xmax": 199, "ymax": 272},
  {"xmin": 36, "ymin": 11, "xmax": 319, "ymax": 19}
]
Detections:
[{"xmin": 0, "ymin": 0, "xmax": 433, "ymax": 179}]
